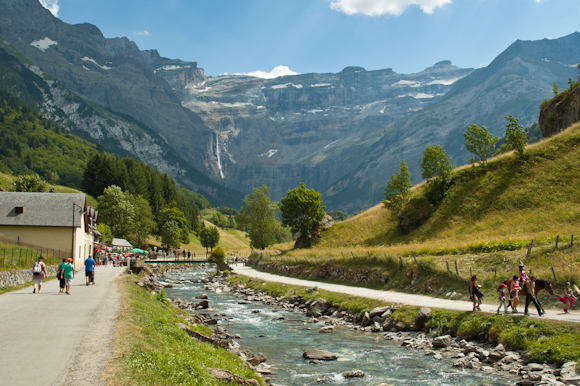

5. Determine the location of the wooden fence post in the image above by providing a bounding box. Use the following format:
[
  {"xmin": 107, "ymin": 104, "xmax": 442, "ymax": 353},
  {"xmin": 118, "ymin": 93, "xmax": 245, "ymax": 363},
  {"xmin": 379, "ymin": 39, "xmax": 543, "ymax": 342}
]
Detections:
[
  {"xmin": 469, "ymin": 267, "xmax": 472, "ymax": 278},
  {"xmin": 398, "ymin": 253, "xmax": 404, "ymax": 267},
  {"xmin": 555, "ymin": 235, "xmax": 559, "ymax": 250},
  {"xmin": 412, "ymin": 252, "xmax": 417, "ymax": 262},
  {"xmin": 367, "ymin": 251, "xmax": 371, "ymax": 258},
  {"xmin": 455, "ymin": 261, "xmax": 459, "ymax": 279},
  {"xmin": 494, "ymin": 267, "xmax": 497, "ymax": 280},
  {"xmin": 572, "ymin": 235, "xmax": 575, "ymax": 246},
  {"xmin": 526, "ymin": 240, "xmax": 534, "ymax": 260},
  {"xmin": 446, "ymin": 260, "xmax": 451, "ymax": 276},
  {"xmin": 351, "ymin": 252, "xmax": 355, "ymax": 258},
  {"xmin": 551, "ymin": 267, "xmax": 558, "ymax": 283}
]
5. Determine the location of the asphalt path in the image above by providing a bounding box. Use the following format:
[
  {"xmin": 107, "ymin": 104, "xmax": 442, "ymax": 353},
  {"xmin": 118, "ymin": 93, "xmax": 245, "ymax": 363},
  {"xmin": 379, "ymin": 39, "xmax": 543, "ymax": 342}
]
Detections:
[
  {"xmin": 0, "ymin": 265, "xmax": 125, "ymax": 386},
  {"xmin": 234, "ymin": 265, "xmax": 580, "ymax": 323}
]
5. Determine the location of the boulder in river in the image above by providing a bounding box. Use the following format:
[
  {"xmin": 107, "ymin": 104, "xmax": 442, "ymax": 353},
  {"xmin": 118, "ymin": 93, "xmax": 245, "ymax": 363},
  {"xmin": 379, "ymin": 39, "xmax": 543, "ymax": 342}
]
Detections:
[
  {"xmin": 361, "ymin": 312, "xmax": 372, "ymax": 327},
  {"xmin": 433, "ymin": 335, "xmax": 452, "ymax": 348},
  {"xmin": 196, "ymin": 300, "xmax": 209, "ymax": 309},
  {"xmin": 197, "ymin": 293, "xmax": 208, "ymax": 299},
  {"xmin": 319, "ymin": 326, "xmax": 334, "ymax": 333},
  {"xmin": 343, "ymin": 370, "xmax": 365, "ymax": 378},
  {"xmin": 302, "ymin": 349, "xmax": 338, "ymax": 361}
]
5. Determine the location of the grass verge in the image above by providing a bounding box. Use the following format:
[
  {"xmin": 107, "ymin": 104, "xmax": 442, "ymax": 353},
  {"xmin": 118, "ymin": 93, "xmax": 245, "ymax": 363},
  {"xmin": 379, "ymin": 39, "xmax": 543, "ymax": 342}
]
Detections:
[
  {"xmin": 104, "ymin": 275, "xmax": 262, "ymax": 386},
  {"xmin": 229, "ymin": 273, "xmax": 580, "ymax": 366}
]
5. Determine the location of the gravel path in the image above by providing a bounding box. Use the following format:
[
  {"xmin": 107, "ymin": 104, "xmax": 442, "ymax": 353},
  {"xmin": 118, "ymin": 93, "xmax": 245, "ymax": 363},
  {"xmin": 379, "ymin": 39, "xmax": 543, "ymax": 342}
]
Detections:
[
  {"xmin": 0, "ymin": 265, "xmax": 125, "ymax": 386},
  {"xmin": 234, "ymin": 265, "xmax": 580, "ymax": 323}
]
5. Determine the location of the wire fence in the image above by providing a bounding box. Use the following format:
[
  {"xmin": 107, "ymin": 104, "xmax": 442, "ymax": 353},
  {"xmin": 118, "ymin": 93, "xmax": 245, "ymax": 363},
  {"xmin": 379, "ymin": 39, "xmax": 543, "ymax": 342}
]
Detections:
[{"xmin": 0, "ymin": 236, "xmax": 71, "ymax": 270}]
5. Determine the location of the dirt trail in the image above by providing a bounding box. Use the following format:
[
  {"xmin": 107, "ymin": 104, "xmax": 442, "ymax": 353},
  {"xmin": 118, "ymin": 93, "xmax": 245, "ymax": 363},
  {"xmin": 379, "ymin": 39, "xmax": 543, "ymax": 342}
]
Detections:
[
  {"xmin": 234, "ymin": 265, "xmax": 580, "ymax": 323},
  {"xmin": 0, "ymin": 265, "xmax": 124, "ymax": 386}
]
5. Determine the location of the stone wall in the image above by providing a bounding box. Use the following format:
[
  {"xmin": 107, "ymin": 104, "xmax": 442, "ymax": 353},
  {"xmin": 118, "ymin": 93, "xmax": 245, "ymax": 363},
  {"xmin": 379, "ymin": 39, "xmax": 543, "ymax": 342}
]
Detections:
[
  {"xmin": 247, "ymin": 260, "xmax": 390, "ymax": 286},
  {"xmin": 0, "ymin": 265, "xmax": 59, "ymax": 288}
]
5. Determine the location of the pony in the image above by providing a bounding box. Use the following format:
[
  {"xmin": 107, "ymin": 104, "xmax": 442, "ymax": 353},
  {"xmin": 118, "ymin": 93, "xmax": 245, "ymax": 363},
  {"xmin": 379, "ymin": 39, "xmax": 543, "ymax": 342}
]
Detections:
[{"xmin": 503, "ymin": 277, "xmax": 554, "ymax": 314}]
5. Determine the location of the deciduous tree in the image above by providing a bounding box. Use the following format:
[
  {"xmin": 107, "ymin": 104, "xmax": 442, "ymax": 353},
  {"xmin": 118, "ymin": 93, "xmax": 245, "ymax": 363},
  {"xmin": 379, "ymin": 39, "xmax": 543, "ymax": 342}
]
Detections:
[
  {"xmin": 505, "ymin": 115, "xmax": 527, "ymax": 158},
  {"xmin": 279, "ymin": 183, "xmax": 325, "ymax": 247},
  {"xmin": 237, "ymin": 185, "xmax": 282, "ymax": 250},
  {"xmin": 463, "ymin": 124, "xmax": 498, "ymax": 166},
  {"xmin": 420, "ymin": 145, "xmax": 453, "ymax": 181},
  {"xmin": 383, "ymin": 159, "xmax": 412, "ymax": 215},
  {"xmin": 97, "ymin": 185, "xmax": 135, "ymax": 239}
]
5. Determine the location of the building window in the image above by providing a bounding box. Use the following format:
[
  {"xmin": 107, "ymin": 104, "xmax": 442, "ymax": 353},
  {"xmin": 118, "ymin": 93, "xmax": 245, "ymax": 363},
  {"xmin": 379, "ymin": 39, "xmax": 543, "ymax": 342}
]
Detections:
[{"xmin": 14, "ymin": 207, "xmax": 23, "ymax": 214}]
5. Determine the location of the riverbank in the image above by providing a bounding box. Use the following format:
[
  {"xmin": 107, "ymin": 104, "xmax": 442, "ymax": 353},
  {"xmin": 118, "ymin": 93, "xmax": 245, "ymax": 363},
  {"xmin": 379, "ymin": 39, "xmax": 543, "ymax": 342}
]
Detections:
[
  {"xmin": 104, "ymin": 266, "xmax": 263, "ymax": 386},
  {"xmin": 223, "ymin": 271, "xmax": 580, "ymax": 386}
]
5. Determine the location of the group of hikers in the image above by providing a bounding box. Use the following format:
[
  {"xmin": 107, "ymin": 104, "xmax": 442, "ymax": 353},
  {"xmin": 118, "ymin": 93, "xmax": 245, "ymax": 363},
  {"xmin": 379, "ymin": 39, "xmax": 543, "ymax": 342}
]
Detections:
[
  {"xmin": 31, "ymin": 255, "xmax": 98, "ymax": 295},
  {"xmin": 470, "ymin": 263, "xmax": 576, "ymax": 316}
]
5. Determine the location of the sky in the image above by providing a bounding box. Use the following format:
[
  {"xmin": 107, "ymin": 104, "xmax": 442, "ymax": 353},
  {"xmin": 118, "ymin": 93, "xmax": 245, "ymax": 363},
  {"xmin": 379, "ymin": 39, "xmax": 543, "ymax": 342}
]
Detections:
[{"xmin": 40, "ymin": 0, "xmax": 580, "ymax": 78}]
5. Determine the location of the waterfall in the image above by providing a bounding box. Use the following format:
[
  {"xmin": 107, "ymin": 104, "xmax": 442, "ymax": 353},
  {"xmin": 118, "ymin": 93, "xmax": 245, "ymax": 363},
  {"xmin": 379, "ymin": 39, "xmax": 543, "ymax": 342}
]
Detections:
[{"xmin": 216, "ymin": 133, "xmax": 225, "ymax": 179}]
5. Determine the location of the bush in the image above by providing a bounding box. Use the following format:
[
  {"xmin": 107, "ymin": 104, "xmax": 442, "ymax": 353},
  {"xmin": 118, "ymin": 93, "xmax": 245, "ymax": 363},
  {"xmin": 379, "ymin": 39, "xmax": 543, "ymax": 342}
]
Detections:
[{"xmin": 208, "ymin": 246, "xmax": 225, "ymax": 265}]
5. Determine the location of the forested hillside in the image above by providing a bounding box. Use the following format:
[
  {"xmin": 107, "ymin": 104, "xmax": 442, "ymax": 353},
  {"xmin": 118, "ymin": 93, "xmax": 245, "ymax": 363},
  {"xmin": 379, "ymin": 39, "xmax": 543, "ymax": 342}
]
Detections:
[{"xmin": 0, "ymin": 92, "xmax": 97, "ymax": 187}]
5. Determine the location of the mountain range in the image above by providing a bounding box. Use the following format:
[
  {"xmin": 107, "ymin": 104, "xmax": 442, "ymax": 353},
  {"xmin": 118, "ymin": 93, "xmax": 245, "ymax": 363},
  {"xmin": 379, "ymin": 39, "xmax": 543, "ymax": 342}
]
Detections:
[{"xmin": 0, "ymin": 0, "xmax": 579, "ymax": 212}]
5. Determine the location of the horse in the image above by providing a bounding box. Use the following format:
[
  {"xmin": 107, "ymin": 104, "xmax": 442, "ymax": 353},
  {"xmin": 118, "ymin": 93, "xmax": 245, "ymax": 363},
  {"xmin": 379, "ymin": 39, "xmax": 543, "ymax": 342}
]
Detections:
[{"xmin": 503, "ymin": 278, "xmax": 554, "ymax": 313}]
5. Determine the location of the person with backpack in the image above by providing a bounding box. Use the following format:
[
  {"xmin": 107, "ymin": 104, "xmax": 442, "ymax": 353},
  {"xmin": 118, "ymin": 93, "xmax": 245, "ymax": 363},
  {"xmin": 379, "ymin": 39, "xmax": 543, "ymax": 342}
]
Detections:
[
  {"xmin": 61, "ymin": 258, "xmax": 75, "ymax": 295},
  {"xmin": 32, "ymin": 256, "xmax": 48, "ymax": 294},
  {"xmin": 57, "ymin": 258, "xmax": 67, "ymax": 293},
  {"xmin": 497, "ymin": 283, "xmax": 508, "ymax": 314},
  {"xmin": 469, "ymin": 275, "xmax": 483, "ymax": 311}
]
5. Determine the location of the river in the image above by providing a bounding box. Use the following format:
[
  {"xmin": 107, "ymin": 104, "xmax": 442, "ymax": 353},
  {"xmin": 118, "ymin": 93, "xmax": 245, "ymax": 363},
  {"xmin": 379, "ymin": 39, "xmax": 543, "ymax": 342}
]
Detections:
[{"xmin": 164, "ymin": 269, "xmax": 517, "ymax": 386}]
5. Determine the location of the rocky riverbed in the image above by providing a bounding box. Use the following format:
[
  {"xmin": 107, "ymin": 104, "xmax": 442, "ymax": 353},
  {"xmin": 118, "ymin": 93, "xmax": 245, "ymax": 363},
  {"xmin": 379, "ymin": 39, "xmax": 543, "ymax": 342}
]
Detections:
[{"xmin": 138, "ymin": 267, "xmax": 580, "ymax": 386}]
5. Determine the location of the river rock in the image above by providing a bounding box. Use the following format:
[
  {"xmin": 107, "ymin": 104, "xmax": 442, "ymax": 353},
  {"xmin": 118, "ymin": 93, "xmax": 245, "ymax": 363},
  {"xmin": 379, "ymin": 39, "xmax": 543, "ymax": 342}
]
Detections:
[
  {"xmin": 382, "ymin": 318, "xmax": 395, "ymax": 331},
  {"xmin": 433, "ymin": 335, "xmax": 452, "ymax": 348},
  {"xmin": 560, "ymin": 362, "xmax": 578, "ymax": 379},
  {"xmin": 394, "ymin": 321, "xmax": 409, "ymax": 331},
  {"xmin": 197, "ymin": 293, "xmax": 208, "ymax": 299},
  {"xmin": 369, "ymin": 306, "xmax": 390, "ymax": 318},
  {"xmin": 309, "ymin": 299, "xmax": 330, "ymax": 315},
  {"xmin": 302, "ymin": 349, "xmax": 338, "ymax": 361},
  {"xmin": 361, "ymin": 312, "xmax": 372, "ymax": 327},
  {"xmin": 319, "ymin": 326, "xmax": 334, "ymax": 333},
  {"xmin": 247, "ymin": 352, "xmax": 267, "ymax": 366},
  {"xmin": 343, "ymin": 370, "xmax": 365, "ymax": 378},
  {"xmin": 488, "ymin": 343, "xmax": 506, "ymax": 362},
  {"xmin": 196, "ymin": 300, "xmax": 209, "ymax": 309},
  {"xmin": 207, "ymin": 368, "xmax": 248, "ymax": 385},
  {"xmin": 412, "ymin": 307, "xmax": 431, "ymax": 331}
]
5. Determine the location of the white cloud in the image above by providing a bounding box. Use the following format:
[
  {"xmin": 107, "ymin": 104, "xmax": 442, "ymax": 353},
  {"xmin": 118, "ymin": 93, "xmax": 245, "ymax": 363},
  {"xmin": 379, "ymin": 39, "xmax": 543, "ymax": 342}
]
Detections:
[
  {"xmin": 133, "ymin": 30, "xmax": 151, "ymax": 37},
  {"xmin": 329, "ymin": 0, "xmax": 452, "ymax": 16},
  {"xmin": 234, "ymin": 65, "xmax": 299, "ymax": 79},
  {"xmin": 39, "ymin": 0, "xmax": 59, "ymax": 18}
]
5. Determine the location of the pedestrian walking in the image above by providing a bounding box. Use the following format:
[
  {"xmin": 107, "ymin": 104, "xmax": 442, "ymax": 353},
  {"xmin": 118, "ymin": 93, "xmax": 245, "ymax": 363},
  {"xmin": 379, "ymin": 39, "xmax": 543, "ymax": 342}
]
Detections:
[
  {"xmin": 497, "ymin": 283, "xmax": 508, "ymax": 314},
  {"xmin": 187, "ymin": 250, "xmax": 191, "ymax": 258},
  {"xmin": 559, "ymin": 282, "xmax": 576, "ymax": 313},
  {"xmin": 469, "ymin": 275, "xmax": 483, "ymax": 311},
  {"xmin": 524, "ymin": 275, "xmax": 544, "ymax": 316},
  {"xmin": 58, "ymin": 258, "xmax": 66, "ymax": 293},
  {"xmin": 32, "ymin": 256, "xmax": 48, "ymax": 294},
  {"xmin": 509, "ymin": 275, "xmax": 520, "ymax": 313},
  {"xmin": 62, "ymin": 258, "xmax": 75, "ymax": 295},
  {"xmin": 85, "ymin": 255, "xmax": 96, "ymax": 286},
  {"xmin": 518, "ymin": 264, "xmax": 528, "ymax": 288}
]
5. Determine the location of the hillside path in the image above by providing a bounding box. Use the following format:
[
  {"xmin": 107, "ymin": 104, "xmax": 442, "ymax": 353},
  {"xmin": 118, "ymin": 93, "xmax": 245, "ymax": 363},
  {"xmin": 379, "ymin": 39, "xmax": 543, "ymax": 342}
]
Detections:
[
  {"xmin": 234, "ymin": 265, "xmax": 580, "ymax": 323},
  {"xmin": 0, "ymin": 265, "xmax": 125, "ymax": 386}
]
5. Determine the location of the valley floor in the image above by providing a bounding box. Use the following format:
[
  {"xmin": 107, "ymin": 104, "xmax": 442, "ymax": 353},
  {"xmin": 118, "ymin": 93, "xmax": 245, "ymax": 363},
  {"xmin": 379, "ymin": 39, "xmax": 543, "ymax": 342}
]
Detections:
[{"xmin": 234, "ymin": 265, "xmax": 580, "ymax": 323}]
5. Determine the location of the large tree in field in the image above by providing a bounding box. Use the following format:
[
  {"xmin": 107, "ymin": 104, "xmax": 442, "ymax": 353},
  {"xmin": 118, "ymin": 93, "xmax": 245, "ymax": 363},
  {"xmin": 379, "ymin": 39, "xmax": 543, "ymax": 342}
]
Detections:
[
  {"xmin": 161, "ymin": 220, "xmax": 181, "ymax": 250},
  {"xmin": 128, "ymin": 195, "xmax": 156, "ymax": 247},
  {"xmin": 199, "ymin": 226, "xmax": 220, "ymax": 253},
  {"xmin": 383, "ymin": 159, "xmax": 412, "ymax": 215},
  {"xmin": 237, "ymin": 185, "xmax": 282, "ymax": 250},
  {"xmin": 463, "ymin": 124, "xmax": 498, "ymax": 166},
  {"xmin": 279, "ymin": 182, "xmax": 325, "ymax": 248},
  {"xmin": 97, "ymin": 185, "xmax": 135, "ymax": 239}
]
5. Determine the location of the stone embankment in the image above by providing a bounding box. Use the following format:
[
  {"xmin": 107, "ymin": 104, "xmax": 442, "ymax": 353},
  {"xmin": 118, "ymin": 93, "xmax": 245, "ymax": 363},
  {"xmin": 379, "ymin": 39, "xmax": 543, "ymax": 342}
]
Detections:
[
  {"xmin": 247, "ymin": 259, "xmax": 390, "ymax": 287},
  {"xmin": 0, "ymin": 265, "xmax": 59, "ymax": 288}
]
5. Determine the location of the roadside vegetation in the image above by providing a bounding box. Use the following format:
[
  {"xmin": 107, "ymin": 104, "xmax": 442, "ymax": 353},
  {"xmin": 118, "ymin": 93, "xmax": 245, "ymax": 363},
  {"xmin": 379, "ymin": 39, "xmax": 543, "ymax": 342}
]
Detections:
[
  {"xmin": 230, "ymin": 274, "xmax": 580, "ymax": 366},
  {"xmin": 104, "ymin": 275, "xmax": 262, "ymax": 386}
]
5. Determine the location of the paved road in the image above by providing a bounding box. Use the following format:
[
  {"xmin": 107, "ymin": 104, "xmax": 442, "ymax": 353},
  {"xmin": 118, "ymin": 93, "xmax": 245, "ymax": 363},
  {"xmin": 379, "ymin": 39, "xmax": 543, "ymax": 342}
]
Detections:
[
  {"xmin": 0, "ymin": 265, "xmax": 125, "ymax": 386},
  {"xmin": 234, "ymin": 265, "xmax": 580, "ymax": 323}
]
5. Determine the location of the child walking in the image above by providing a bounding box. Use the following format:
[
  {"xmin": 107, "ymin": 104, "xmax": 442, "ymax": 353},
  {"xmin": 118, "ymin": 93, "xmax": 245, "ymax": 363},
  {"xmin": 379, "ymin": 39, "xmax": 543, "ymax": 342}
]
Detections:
[
  {"xmin": 497, "ymin": 283, "xmax": 508, "ymax": 314},
  {"xmin": 558, "ymin": 282, "xmax": 576, "ymax": 314}
]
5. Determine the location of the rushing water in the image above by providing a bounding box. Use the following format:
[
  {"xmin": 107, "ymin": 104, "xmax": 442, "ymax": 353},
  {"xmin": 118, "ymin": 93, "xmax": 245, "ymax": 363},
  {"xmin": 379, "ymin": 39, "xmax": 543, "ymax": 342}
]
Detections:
[{"xmin": 164, "ymin": 269, "xmax": 517, "ymax": 386}]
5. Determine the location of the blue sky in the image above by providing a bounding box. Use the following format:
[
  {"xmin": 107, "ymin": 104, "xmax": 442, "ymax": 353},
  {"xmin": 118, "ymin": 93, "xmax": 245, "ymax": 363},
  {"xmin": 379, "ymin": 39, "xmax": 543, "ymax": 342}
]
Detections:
[{"xmin": 41, "ymin": 0, "xmax": 580, "ymax": 77}]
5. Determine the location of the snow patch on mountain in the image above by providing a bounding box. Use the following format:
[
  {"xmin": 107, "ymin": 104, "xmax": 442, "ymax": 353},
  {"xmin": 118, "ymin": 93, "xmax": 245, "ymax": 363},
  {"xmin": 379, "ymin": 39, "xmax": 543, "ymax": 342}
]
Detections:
[
  {"xmin": 82, "ymin": 57, "xmax": 111, "ymax": 70},
  {"xmin": 259, "ymin": 149, "xmax": 278, "ymax": 157},
  {"xmin": 30, "ymin": 37, "xmax": 57, "ymax": 52}
]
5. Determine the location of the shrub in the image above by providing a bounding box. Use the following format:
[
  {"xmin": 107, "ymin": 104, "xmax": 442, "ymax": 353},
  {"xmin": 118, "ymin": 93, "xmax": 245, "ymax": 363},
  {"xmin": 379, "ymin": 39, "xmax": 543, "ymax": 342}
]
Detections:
[{"xmin": 208, "ymin": 246, "xmax": 225, "ymax": 265}]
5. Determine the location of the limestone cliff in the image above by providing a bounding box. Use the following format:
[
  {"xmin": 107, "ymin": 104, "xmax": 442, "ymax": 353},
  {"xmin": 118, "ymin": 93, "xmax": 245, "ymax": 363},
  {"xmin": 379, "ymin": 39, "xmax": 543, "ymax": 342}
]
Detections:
[{"xmin": 539, "ymin": 85, "xmax": 580, "ymax": 138}]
